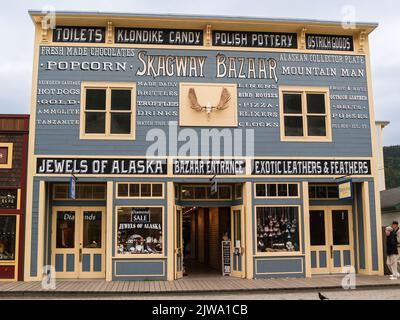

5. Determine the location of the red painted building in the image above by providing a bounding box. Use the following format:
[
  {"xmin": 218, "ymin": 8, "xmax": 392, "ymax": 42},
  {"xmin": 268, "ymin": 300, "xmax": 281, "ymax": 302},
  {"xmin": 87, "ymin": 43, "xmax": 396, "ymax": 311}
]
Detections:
[{"xmin": 0, "ymin": 115, "xmax": 29, "ymax": 281}]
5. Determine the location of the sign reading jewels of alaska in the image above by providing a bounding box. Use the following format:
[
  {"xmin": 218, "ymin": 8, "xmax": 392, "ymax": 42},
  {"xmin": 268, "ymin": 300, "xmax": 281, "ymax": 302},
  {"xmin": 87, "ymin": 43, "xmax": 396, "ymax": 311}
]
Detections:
[{"xmin": 35, "ymin": 25, "xmax": 371, "ymax": 176}]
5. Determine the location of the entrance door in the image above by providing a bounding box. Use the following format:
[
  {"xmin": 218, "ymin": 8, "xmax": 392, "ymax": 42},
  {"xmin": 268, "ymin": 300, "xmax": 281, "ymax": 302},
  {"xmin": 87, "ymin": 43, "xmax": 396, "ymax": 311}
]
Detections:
[
  {"xmin": 231, "ymin": 205, "xmax": 245, "ymax": 278},
  {"xmin": 309, "ymin": 206, "xmax": 354, "ymax": 274},
  {"xmin": 174, "ymin": 206, "xmax": 184, "ymax": 279},
  {"xmin": 52, "ymin": 207, "xmax": 105, "ymax": 279}
]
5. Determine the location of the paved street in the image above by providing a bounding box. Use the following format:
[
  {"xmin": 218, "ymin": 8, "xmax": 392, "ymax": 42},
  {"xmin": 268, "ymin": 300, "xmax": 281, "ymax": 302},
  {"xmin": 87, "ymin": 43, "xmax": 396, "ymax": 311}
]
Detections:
[{"xmin": 1, "ymin": 287, "xmax": 400, "ymax": 300}]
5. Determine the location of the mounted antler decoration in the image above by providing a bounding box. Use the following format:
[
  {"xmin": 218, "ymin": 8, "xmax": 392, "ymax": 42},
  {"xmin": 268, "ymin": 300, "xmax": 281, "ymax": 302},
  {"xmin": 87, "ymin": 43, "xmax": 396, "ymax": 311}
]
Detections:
[{"xmin": 188, "ymin": 87, "xmax": 231, "ymax": 119}]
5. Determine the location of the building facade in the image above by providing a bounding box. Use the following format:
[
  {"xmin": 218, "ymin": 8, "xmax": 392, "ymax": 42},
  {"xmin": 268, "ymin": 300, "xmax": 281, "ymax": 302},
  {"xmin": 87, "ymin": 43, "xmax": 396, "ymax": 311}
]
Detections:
[
  {"xmin": 0, "ymin": 115, "xmax": 29, "ymax": 281},
  {"xmin": 24, "ymin": 11, "xmax": 383, "ymax": 281}
]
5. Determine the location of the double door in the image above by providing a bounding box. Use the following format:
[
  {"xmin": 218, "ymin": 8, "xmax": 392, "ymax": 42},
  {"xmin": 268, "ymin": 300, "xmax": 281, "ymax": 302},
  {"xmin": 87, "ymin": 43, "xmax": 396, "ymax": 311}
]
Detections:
[
  {"xmin": 52, "ymin": 207, "xmax": 105, "ymax": 278},
  {"xmin": 309, "ymin": 206, "xmax": 354, "ymax": 274}
]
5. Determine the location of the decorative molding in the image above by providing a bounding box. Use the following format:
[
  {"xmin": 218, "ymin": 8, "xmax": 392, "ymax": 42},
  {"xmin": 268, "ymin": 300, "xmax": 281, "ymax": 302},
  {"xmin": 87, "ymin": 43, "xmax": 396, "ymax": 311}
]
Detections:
[
  {"xmin": 359, "ymin": 30, "xmax": 367, "ymax": 54},
  {"xmin": 300, "ymin": 27, "xmax": 307, "ymax": 50},
  {"xmin": 205, "ymin": 24, "xmax": 212, "ymax": 47},
  {"xmin": 107, "ymin": 21, "xmax": 113, "ymax": 44},
  {"xmin": 40, "ymin": 18, "xmax": 49, "ymax": 43}
]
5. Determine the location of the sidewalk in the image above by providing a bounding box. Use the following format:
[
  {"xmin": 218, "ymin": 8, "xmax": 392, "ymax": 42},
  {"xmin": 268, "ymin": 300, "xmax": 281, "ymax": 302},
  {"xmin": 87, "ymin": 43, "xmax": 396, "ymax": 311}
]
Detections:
[{"xmin": 0, "ymin": 275, "xmax": 399, "ymax": 296}]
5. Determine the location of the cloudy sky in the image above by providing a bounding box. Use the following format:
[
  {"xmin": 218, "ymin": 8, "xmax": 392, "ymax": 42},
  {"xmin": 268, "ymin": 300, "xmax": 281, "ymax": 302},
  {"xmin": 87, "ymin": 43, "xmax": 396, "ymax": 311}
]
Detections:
[{"xmin": 1, "ymin": 0, "xmax": 398, "ymax": 145}]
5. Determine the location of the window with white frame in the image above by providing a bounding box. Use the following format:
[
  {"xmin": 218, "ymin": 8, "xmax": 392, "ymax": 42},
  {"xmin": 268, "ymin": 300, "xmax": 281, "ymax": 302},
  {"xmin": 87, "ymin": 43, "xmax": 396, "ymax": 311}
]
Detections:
[
  {"xmin": 280, "ymin": 88, "xmax": 331, "ymax": 141},
  {"xmin": 255, "ymin": 183, "xmax": 299, "ymax": 198},
  {"xmin": 81, "ymin": 83, "xmax": 136, "ymax": 139}
]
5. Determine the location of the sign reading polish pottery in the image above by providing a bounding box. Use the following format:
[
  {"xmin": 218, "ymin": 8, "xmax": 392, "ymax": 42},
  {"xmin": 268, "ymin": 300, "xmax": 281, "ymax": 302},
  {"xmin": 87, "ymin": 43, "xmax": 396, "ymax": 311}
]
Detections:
[
  {"xmin": 36, "ymin": 158, "xmax": 167, "ymax": 175},
  {"xmin": 53, "ymin": 26, "xmax": 106, "ymax": 43},
  {"xmin": 252, "ymin": 159, "xmax": 371, "ymax": 176},
  {"xmin": 173, "ymin": 159, "xmax": 246, "ymax": 175},
  {"xmin": 213, "ymin": 30, "xmax": 298, "ymax": 49},
  {"xmin": 115, "ymin": 28, "xmax": 204, "ymax": 45},
  {"xmin": 306, "ymin": 34, "xmax": 354, "ymax": 51}
]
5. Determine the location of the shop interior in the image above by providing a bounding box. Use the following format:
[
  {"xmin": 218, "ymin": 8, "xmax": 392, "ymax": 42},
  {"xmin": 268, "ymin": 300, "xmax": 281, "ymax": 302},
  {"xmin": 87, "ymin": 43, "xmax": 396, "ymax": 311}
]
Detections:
[{"xmin": 181, "ymin": 206, "xmax": 231, "ymax": 277}]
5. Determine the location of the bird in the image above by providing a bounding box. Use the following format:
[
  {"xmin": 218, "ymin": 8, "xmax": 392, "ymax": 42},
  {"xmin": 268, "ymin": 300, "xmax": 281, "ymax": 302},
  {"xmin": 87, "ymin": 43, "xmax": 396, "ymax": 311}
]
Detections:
[
  {"xmin": 318, "ymin": 292, "xmax": 329, "ymax": 300},
  {"xmin": 188, "ymin": 87, "xmax": 231, "ymax": 119}
]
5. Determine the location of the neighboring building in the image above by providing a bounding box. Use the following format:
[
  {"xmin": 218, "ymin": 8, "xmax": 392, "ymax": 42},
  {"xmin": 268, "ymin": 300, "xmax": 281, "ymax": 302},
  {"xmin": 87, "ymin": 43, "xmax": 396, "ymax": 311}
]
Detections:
[
  {"xmin": 375, "ymin": 121, "xmax": 390, "ymax": 191},
  {"xmin": 381, "ymin": 187, "xmax": 400, "ymax": 227},
  {"xmin": 24, "ymin": 11, "xmax": 383, "ymax": 281},
  {"xmin": 0, "ymin": 115, "xmax": 29, "ymax": 281}
]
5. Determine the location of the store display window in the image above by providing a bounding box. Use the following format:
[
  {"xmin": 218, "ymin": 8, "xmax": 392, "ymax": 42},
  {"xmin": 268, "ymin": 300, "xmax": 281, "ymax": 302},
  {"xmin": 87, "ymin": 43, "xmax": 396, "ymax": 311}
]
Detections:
[{"xmin": 0, "ymin": 215, "xmax": 17, "ymax": 261}]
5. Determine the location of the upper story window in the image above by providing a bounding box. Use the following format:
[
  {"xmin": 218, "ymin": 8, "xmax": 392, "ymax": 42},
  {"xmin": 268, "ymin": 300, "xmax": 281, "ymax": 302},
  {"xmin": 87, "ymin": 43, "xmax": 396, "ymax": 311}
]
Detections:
[
  {"xmin": 309, "ymin": 184, "xmax": 339, "ymax": 200},
  {"xmin": 279, "ymin": 87, "xmax": 331, "ymax": 142},
  {"xmin": 80, "ymin": 82, "xmax": 136, "ymax": 140},
  {"xmin": 255, "ymin": 183, "xmax": 299, "ymax": 198},
  {"xmin": 0, "ymin": 143, "xmax": 13, "ymax": 169}
]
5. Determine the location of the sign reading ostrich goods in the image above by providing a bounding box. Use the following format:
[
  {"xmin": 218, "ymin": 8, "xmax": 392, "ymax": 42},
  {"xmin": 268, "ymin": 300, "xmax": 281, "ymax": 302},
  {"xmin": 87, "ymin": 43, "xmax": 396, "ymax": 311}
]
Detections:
[
  {"xmin": 53, "ymin": 26, "xmax": 106, "ymax": 43},
  {"xmin": 36, "ymin": 158, "xmax": 167, "ymax": 175},
  {"xmin": 173, "ymin": 159, "xmax": 246, "ymax": 175},
  {"xmin": 131, "ymin": 208, "xmax": 151, "ymax": 223},
  {"xmin": 253, "ymin": 159, "xmax": 371, "ymax": 176},
  {"xmin": 115, "ymin": 27, "xmax": 203, "ymax": 45},
  {"xmin": 306, "ymin": 34, "xmax": 354, "ymax": 51},
  {"xmin": 213, "ymin": 30, "xmax": 298, "ymax": 49}
]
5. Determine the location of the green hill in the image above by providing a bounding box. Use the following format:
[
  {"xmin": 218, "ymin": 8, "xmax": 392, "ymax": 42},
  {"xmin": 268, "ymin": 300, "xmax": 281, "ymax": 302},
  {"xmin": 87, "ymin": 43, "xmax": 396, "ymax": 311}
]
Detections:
[{"xmin": 384, "ymin": 146, "xmax": 400, "ymax": 189}]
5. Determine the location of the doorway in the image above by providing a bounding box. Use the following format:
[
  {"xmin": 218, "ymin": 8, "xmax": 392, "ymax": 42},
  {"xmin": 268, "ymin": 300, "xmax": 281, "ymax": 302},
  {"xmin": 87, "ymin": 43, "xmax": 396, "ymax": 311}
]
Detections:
[
  {"xmin": 174, "ymin": 206, "xmax": 244, "ymax": 279},
  {"xmin": 51, "ymin": 206, "xmax": 106, "ymax": 279},
  {"xmin": 309, "ymin": 206, "xmax": 354, "ymax": 274}
]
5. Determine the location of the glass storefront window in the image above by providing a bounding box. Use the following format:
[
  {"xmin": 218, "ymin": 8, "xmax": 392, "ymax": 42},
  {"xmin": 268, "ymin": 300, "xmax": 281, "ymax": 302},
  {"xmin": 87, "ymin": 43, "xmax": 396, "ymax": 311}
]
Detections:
[
  {"xmin": 117, "ymin": 207, "xmax": 163, "ymax": 255},
  {"xmin": 56, "ymin": 211, "xmax": 75, "ymax": 248},
  {"xmin": 0, "ymin": 216, "xmax": 16, "ymax": 261},
  {"xmin": 0, "ymin": 189, "xmax": 18, "ymax": 209},
  {"xmin": 256, "ymin": 207, "xmax": 300, "ymax": 253}
]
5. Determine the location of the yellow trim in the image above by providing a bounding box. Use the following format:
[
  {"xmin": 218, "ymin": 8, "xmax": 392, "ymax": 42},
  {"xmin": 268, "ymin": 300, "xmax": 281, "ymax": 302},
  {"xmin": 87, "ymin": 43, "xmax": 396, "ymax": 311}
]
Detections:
[
  {"xmin": 361, "ymin": 182, "xmax": 372, "ymax": 273},
  {"xmin": 106, "ymin": 181, "xmax": 113, "ymax": 281},
  {"xmin": 80, "ymin": 81, "xmax": 136, "ymax": 140},
  {"xmin": 302, "ymin": 181, "xmax": 312, "ymax": 277},
  {"xmin": 36, "ymin": 181, "xmax": 46, "ymax": 280},
  {"xmin": 244, "ymin": 182, "xmax": 253, "ymax": 279},
  {"xmin": 309, "ymin": 205, "xmax": 354, "ymax": 275},
  {"xmin": 114, "ymin": 205, "xmax": 165, "ymax": 259},
  {"xmin": 113, "ymin": 260, "xmax": 166, "ymax": 277},
  {"xmin": 231, "ymin": 205, "xmax": 245, "ymax": 278},
  {"xmin": 115, "ymin": 182, "xmax": 165, "ymax": 199},
  {"xmin": 24, "ymin": 23, "xmax": 42, "ymax": 281},
  {"xmin": 174, "ymin": 205, "xmax": 184, "ymax": 279},
  {"xmin": 255, "ymin": 257, "xmax": 304, "ymax": 275},
  {"xmin": 0, "ymin": 143, "xmax": 13, "ymax": 169},
  {"xmin": 16, "ymin": 189, "xmax": 21, "ymax": 210},
  {"xmin": 279, "ymin": 86, "xmax": 332, "ymax": 142},
  {"xmin": 254, "ymin": 182, "xmax": 300, "ymax": 199},
  {"xmin": 167, "ymin": 182, "xmax": 174, "ymax": 281},
  {"xmin": 0, "ymin": 215, "xmax": 20, "ymax": 282},
  {"xmin": 254, "ymin": 204, "xmax": 303, "ymax": 257},
  {"xmin": 51, "ymin": 206, "xmax": 106, "ymax": 279}
]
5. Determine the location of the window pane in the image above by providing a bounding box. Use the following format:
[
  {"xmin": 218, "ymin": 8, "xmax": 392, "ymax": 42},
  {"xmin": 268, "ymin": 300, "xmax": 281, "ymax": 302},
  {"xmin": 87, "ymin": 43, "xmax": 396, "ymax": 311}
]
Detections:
[
  {"xmin": 54, "ymin": 185, "xmax": 68, "ymax": 200},
  {"xmin": 307, "ymin": 116, "xmax": 326, "ymax": 136},
  {"xmin": 288, "ymin": 184, "xmax": 299, "ymax": 197},
  {"xmin": 117, "ymin": 207, "xmax": 163, "ymax": 255},
  {"xmin": 332, "ymin": 210, "xmax": 350, "ymax": 245},
  {"xmin": 129, "ymin": 184, "xmax": 140, "ymax": 197},
  {"xmin": 152, "ymin": 184, "xmax": 163, "ymax": 197},
  {"xmin": 327, "ymin": 186, "xmax": 339, "ymax": 199},
  {"xmin": 111, "ymin": 113, "xmax": 131, "ymax": 134},
  {"xmin": 307, "ymin": 94, "xmax": 326, "ymax": 114},
  {"xmin": 256, "ymin": 207, "xmax": 300, "ymax": 253},
  {"xmin": 56, "ymin": 211, "xmax": 75, "ymax": 248},
  {"xmin": 0, "ymin": 216, "xmax": 16, "ymax": 261},
  {"xmin": 283, "ymin": 93, "xmax": 302, "ymax": 114},
  {"xmin": 86, "ymin": 89, "xmax": 106, "ymax": 110},
  {"xmin": 194, "ymin": 186, "xmax": 206, "ymax": 199},
  {"xmin": 267, "ymin": 184, "xmax": 277, "ymax": 197},
  {"xmin": 141, "ymin": 184, "xmax": 151, "ymax": 197},
  {"xmin": 316, "ymin": 186, "xmax": 327, "ymax": 199},
  {"xmin": 278, "ymin": 184, "xmax": 288, "ymax": 197},
  {"xmin": 118, "ymin": 184, "xmax": 128, "ymax": 197},
  {"xmin": 85, "ymin": 112, "xmax": 105, "ymax": 134},
  {"xmin": 284, "ymin": 116, "xmax": 303, "ymax": 136},
  {"xmin": 235, "ymin": 184, "xmax": 243, "ymax": 199},
  {"xmin": 111, "ymin": 90, "xmax": 131, "ymax": 110},
  {"xmin": 83, "ymin": 211, "xmax": 102, "ymax": 248},
  {"xmin": 182, "ymin": 187, "xmax": 194, "ymax": 200},
  {"xmin": 256, "ymin": 184, "xmax": 266, "ymax": 197},
  {"xmin": 219, "ymin": 186, "xmax": 231, "ymax": 199},
  {"xmin": 93, "ymin": 185, "xmax": 106, "ymax": 199},
  {"xmin": 310, "ymin": 211, "xmax": 326, "ymax": 246},
  {"xmin": 309, "ymin": 186, "xmax": 317, "ymax": 199},
  {"xmin": 0, "ymin": 189, "xmax": 18, "ymax": 209}
]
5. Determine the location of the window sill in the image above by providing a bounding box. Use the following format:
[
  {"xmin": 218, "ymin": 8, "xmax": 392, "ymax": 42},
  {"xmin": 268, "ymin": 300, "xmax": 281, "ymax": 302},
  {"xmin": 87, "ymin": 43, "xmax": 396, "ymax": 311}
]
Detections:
[
  {"xmin": 113, "ymin": 254, "xmax": 166, "ymax": 259},
  {"xmin": 255, "ymin": 252, "xmax": 305, "ymax": 258}
]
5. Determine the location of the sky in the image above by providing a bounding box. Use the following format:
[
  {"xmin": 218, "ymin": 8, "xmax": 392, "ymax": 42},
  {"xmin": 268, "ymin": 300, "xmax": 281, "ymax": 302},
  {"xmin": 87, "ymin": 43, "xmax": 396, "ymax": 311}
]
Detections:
[{"xmin": 0, "ymin": 0, "xmax": 398, "ymax": 146}]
